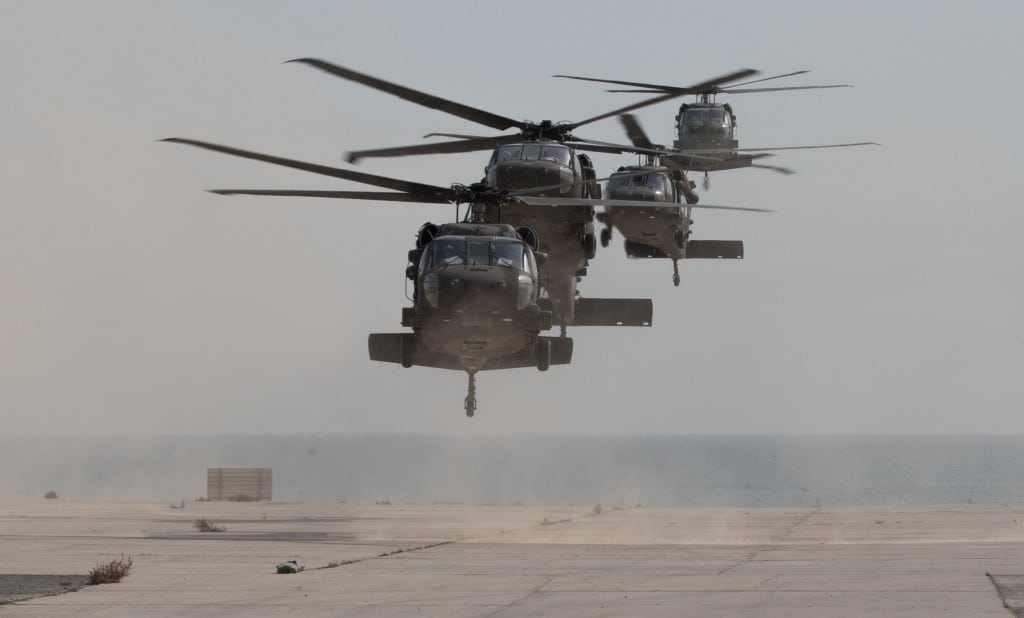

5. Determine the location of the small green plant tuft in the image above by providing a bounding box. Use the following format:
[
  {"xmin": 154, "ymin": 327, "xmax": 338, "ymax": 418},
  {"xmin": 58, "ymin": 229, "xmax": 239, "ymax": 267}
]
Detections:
[
  {"xmin": 45, "ymin": 490, "xmax": 58, "ymax": 499},
  {"xmin": 194, "ymin": 518, "xmax": 225, "ymax": 532},
  {"xmin": 88, "ymin": 555, "xmax": 133, "ymax": 585}
]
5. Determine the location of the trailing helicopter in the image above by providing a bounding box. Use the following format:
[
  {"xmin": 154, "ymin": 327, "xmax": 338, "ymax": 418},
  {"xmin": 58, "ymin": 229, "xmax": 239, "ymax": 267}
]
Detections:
[
  {"xmin": 287, "ymin": 58, "xmax": 759, "ymax": 325},
  {"xmin": 599, "ymin": 115, "xmax": 771, "ymax": 287},
  {"xmin": 555, "ymin": 70, "xmax": 876, "ymax": 189},
  {"xmin": 162, "ymin": 138, "xmax": 672, "ymax": 416}
]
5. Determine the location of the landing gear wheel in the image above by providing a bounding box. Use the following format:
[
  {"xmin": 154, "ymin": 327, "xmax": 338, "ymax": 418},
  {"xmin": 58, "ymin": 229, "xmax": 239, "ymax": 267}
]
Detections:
[
  {"xmin": 582, "ymin": 233, "xmax": 597, "ymax": 260},
  {"xmin": 672, "ymin": 260, "xmax": 681, "ymax": 287},
  {"xmin": 536, "ymin": 338, "xmax": 551, "ymax": 372},
  {"xmin": 702, "ymin": 172, "xmax": 711, "ymax": 191},
  {"xmin": 600, "ymin": 227, "xmax": 611, "ymax": 248}
]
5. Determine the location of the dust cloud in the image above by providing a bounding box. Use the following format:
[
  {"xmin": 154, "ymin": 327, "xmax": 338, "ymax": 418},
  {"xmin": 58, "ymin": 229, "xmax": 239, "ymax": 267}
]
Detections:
[{"xmin": 2, "ymin": 435, "xmax": 1022, "ymax": 508}]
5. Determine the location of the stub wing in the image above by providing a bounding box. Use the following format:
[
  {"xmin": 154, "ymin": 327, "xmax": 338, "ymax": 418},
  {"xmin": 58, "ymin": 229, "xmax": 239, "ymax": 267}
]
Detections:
[
  {"xmin": 540, "ymin": 298, "xmax": 653, "ymax": 327},
  {"xmin": 368, "ymin": 334, "xmax": 572, "ymax": 371}
]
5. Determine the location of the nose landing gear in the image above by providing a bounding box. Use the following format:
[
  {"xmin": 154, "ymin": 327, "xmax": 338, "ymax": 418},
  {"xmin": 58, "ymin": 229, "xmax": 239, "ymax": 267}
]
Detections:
[
  {"xmin": 672, "ymin": 259, "xmax": 680, "ymax": 287},
  {"xmin": 464, "ymin": 371, "xmax": 477, "ymax": 418}
]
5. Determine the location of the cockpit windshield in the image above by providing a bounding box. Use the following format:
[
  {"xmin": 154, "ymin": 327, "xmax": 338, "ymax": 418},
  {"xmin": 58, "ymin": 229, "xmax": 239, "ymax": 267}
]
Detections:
[
  {"xmin": 606, "ymin": 173, "xmax": 669, "ymax": 193},
  {"xmin": 496, "ymin": 143, "xmax": 572, "ymax": 166},
  {"xmin": 432, "ymin": 238, "xmax": 466, "ymax": 266},
  {"xmin": 539, "ymin": 145, "xmax": 572, "ymax": 166},
  {"xmin": 684, "ymin": 109, "xmax": 708, "ymax": 123},
  {"xmin": 522, "ymin": 144, "xmax": 542, "ymax": 160},
  {"xmin": 492, "ymin": 240, "xmax": 528, "ymax": 271},
  {"xmin": 495, "ymin": 145, "xmax": 522, "ymax": 163},
  {"xmin": 428, "ymin": 237, "xmax": 534, "ymax": 273},
  {"xmin": 710, "ymin": 109, "xmax": 727, "ymax": 123}
]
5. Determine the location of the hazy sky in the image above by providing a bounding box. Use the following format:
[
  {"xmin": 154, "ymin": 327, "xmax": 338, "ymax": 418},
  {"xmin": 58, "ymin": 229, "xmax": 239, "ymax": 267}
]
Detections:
[{"xmin": 2, "ymin": 1, "xmax": 1022, "ymax": 435}]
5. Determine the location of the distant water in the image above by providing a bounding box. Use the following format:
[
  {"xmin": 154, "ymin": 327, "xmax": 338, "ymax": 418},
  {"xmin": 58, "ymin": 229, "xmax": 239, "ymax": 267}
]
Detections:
[{"xmin": 2, "ymin": 435, "xmax": 1023, "ymax": 507}]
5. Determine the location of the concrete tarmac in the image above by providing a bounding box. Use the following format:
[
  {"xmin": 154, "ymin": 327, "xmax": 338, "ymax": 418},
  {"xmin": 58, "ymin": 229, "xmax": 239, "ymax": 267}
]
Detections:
[{"xmin": 1, "ymin": 499, "xmax": 1022, "ymax": 616}]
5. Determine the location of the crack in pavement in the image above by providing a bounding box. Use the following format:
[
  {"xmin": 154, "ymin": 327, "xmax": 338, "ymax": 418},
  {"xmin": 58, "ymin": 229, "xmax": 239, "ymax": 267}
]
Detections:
[{"xmin": 483, "ymin": 574, "xmax": 555, "ymax": 617}]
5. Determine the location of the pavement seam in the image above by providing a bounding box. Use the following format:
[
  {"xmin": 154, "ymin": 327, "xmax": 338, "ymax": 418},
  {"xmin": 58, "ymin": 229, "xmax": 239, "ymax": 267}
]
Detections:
[
  {"xmin": 482, "ymin": 574, "xmax": 555, "ymax": 618},
  {"xmin": 316, "ymin": 540, "xmax": 454, "ymax": 570}
]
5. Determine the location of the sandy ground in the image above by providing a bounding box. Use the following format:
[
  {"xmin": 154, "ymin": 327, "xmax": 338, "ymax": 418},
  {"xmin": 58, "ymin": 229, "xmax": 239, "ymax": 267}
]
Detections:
[{"xmin": 2, "ymin": 499, "xmax": 1023, "ymax": 616}]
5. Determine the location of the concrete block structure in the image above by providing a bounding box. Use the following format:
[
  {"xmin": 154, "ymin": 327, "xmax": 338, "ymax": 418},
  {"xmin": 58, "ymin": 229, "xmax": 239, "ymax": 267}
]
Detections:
[{"xmin": 206, "ymin": 467, "xmax": 272, "ymax": 501}]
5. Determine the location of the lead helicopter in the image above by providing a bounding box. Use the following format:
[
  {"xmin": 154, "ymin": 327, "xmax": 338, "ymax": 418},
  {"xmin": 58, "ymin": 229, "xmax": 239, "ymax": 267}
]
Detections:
[
  {"xmin": 555, "ymin": 70, "xmax": 875, "ymax": 189},
  {"xmin": 288, "ymin": 58, "xmax": 759, "ymax": 326},
  {"xmin": 163, "ymin": 137, "xmax": 696, "ymax": 416},
  {"xmin": 598, "ymin": 115, "xmax": 771, "ymax": 287}
]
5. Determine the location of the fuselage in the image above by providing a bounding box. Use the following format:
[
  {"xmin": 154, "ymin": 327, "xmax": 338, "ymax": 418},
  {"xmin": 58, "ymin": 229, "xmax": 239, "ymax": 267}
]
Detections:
[
  {"xmin": 408, "ymin": 228, "xmax": 546, "ymax": 372},
  {"xmin": 674, "ymin": 102, "xmax": 738, "ymax": 151},
  {"xmin": 603, "ymin": 166, "xmax": 691, "ymax": 261},
  {"xmin": 481, "ymin": 141, "xmax": 601, "ymax": 325}
]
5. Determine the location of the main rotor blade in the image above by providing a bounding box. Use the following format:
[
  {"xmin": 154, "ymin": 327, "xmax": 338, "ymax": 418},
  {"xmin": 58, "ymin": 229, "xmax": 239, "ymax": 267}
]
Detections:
[
  {"xmin": 515, "ymin": 195, "xmax": 772, "ymax": 213},
  {"xmin": 506, "ymin": 175, "xmax": 611, "ymax": 197},
  {"xmin": 423, "ymin": 132, "xmax": 493, "ymax": 140},
  {"xmin": 557, "ymin": 68, "xmax": 758, "ymax": 99},
  {"xmin": 162, "ymin": 138, "xmax": 454, "ymax": 201},
  {"xmin": 208, "ymin": 189, "xmax": 446, "ymax": 203},
  {"xmin": 554, "ymin": 74, "xmax": 682, "ymax": 92},
  {"xmin": 607, "ymin": 83, "xmax": 851, "ymax": 95},
  {"xmin": 727, "ymin": 70, "xmax": 809, "ymax": 88},
  {"xmin": 619, "ymin": 113, "xmax": 656, "ymax": 150},
  {"xmin": 346, "ymin": 134, "xmax": 523, "ymax": 163},
  {"xmin": 568, "ymin": 69, "xmax": 758, "ymax": 130},
  {"xmin": 731, "ymin": 142, "xmax": 880, "ymax": 152},
  {"xmin": 718, "ymin": 84, "xmax": 852, "ymax": 94},
  {"xmin": 604, "ymin": 89, "xmax": 666, "ymax": 93},
  {"xmin": 566, "ymin": 138, "xmax": 663, "ymax": 156},
  {"xmin": 750, "ymin": 164, "xmax": 796, "ymax": 175},
  {"xmin": 289, "ymin": 58, "xmax": 524, "ymax": 132}
]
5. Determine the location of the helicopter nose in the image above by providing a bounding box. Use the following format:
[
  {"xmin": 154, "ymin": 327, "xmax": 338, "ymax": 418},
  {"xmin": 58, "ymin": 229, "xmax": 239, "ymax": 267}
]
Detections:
[
  {"xmin": 494, "ymin": 163, "xmax": 570, "ymax": 195},
  {"xmin": 437, "ymin": 270, "xmax": 514, "ymax": 313}
]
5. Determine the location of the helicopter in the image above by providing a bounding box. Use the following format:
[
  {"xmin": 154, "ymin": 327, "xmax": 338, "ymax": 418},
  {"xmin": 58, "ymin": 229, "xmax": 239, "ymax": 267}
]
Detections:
[
  {"xmin": 555, "ymin": 70, "xmax": 876, "ymax": 189},
  {"xmin": 162, "ymin": 137, "xmax": 669, "ymax": 416},
  {"xmin": 598, "ymin": 116, "xmax": 771, "ymax": 286},
  {"xmin": 287, "ymin": 58, "xmax": 759, "ymax": 325}
]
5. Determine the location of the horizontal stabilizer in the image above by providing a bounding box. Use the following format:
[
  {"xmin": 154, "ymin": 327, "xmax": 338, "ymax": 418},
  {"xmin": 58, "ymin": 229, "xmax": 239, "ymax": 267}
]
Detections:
[
  {"xmin": 573, "ymin": 298, "xmax": 653, "ymax": 326},
  {"xmin": 685, "ymin": 240, "xmax": 744, "ymax": 259}
]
